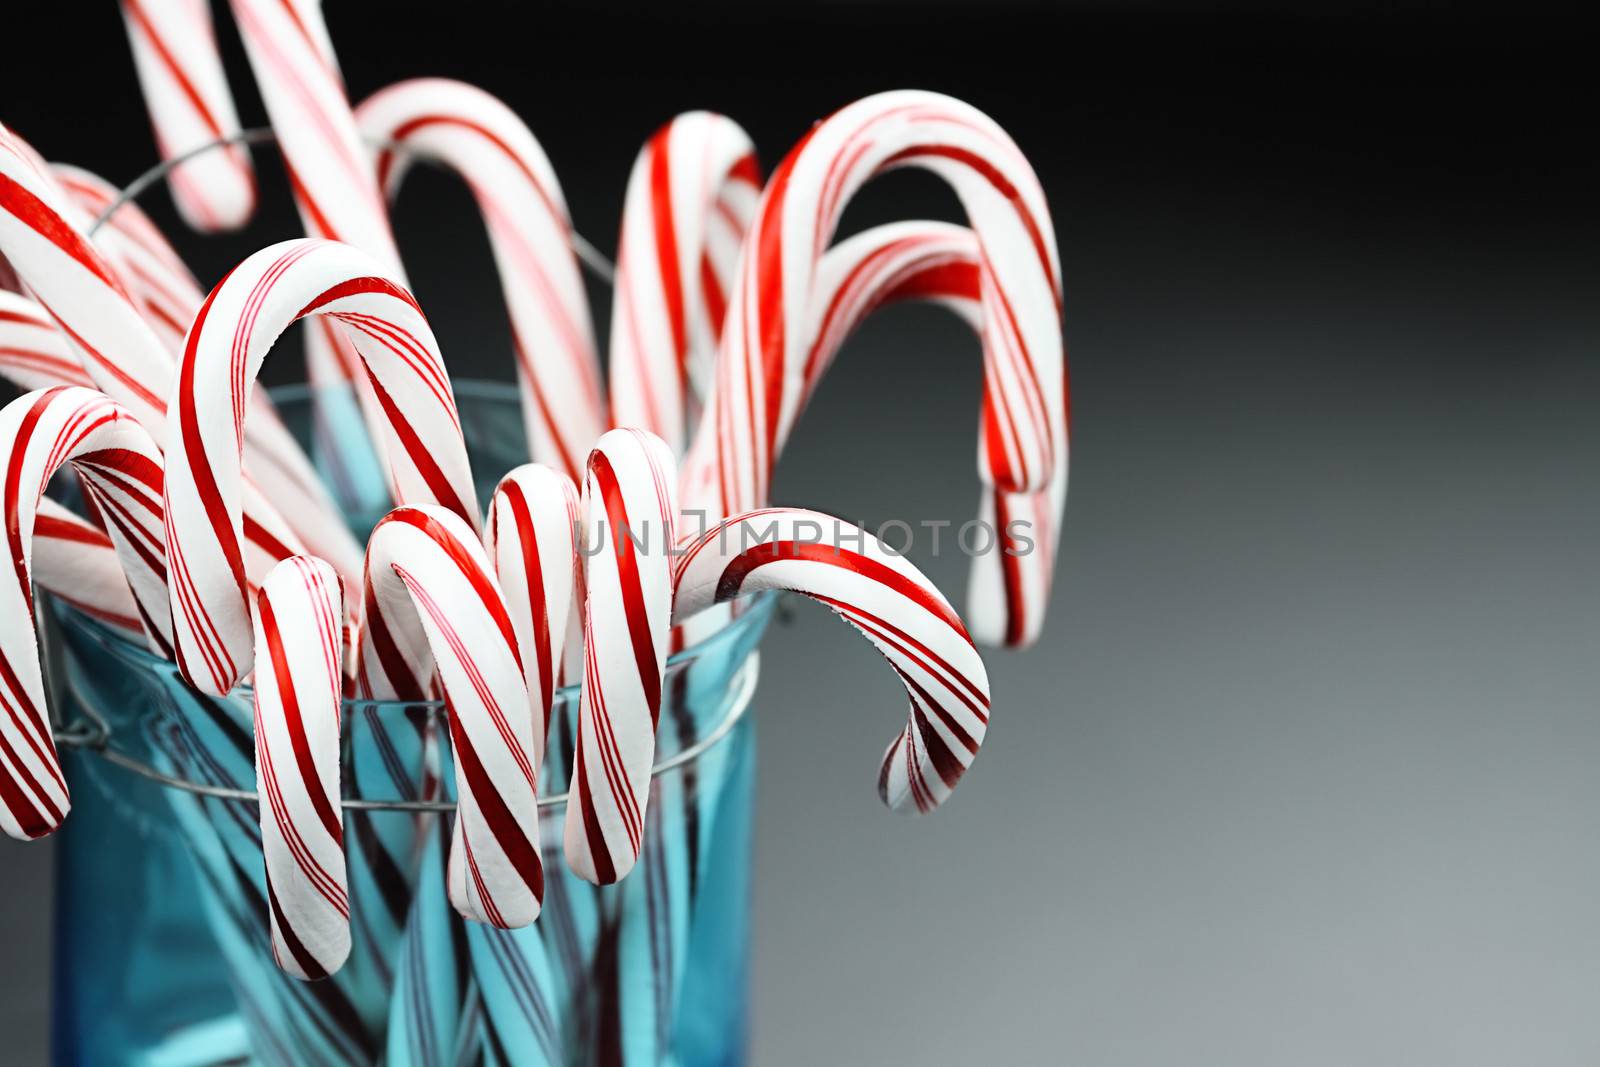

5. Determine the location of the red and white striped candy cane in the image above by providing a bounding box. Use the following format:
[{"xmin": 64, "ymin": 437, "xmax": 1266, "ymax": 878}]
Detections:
[
  {"xmin": 163, "ymin": 237, "xmax": 478, "ymax": 696},
  {"xmin": 0, "ymin": 294, "xmax": 164, "ymax": 640},
  {"xmin": 690, "ymin": 90, "xmax": 1063, "ymax": 528},
  {"xmin": 566, "ymin": 429, "xmax": 678, "ymax": 885},
  {"xmin": 673, "ymin": 508, "xmax": 991, "ymax": 812},
  {"xmin": 0, "ymin": 291, "xmax": 94, "ymax": 390},
  {"xmin": 252, "ymin": 554, "xmax": 349, "ymax": 979},
  {"xmin": 46, "ymin": 164, "xmax": 362, "ymax": 582},
  {"xmin": 32, "ymin": 499, "xmax": 144, "ymax": 640},
  {"xmin": 804, "ymin": 219, "xmax": 1066, "ymax": 646},
  {"xmin": 227, "ymin": 0, "xmax": 397, "ymax": 263},
  {"xmin": 484, "ymin": 463, "xmax": 581, "ymax": 764},
  {"xmin": 0, "ymin": 124, "xmax": 189, "ymax": 432},
  {"xmin": 226, "ymin": 0, "xmax": 406, "ymax": 459},
  {"xmin": 0, "ymin": 386, "xmax": 170, "ymax": 840},
  {"xmin": 0, "ymin": 128, "xmax": 319, "ymax": 586},
  {"xmin": 118, "ymin": 0, "xmax": 256, "ymax": 232},
  {"xmin": 358, "ymin": 78, "xmax": 605, "ymax": 487},
  {"xmin": 363, "ymin": 505, "xmax": 543, "ymax": 928},
  {"xmin": 51, "ymin": 163, "xmax": 208, "ymax": 357},
  {"xmin": 609, "ymin": 112, "xmax": 761, "ymax": 456}
]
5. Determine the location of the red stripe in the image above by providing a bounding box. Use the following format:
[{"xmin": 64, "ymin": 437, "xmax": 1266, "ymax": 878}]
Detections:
[
  {"xmin": 568, "ymin": 723, "xmax": 618, "ymax": 884},
  {"xmin": 647, "ymin": 134, "xmax": 688, "ymax": 380},
  {"xmin": 122, "ymin": 0, "xmax": 230, "ymax": 140},
  {"xmin": 500, "ymin": 481, "xmax": 554, "ymax": 728},
  {"xmin": 32, "ymin": 512, "xmax": 111, "ymax": 548},
  {"xmin": 177, "ymin": 267, "xmax": 247, "ymax": 601},
  {"xmin": 379, "ymin": 510, "xmax": 521, "ymax": 671},
  {"xmin": 882, "ymin": 142, "xmax": 1059, "ymax": 306},
  {"xmin": 364, "ymin": 374, "xmax": 478, "ymax": 532},
  {"xmin": 446, "ymin": 699, "xmax": 544, "ymax": 902},
  {"xmin": 0, "ymin": 171, "xmax": 128, "ymax": 298},
  {"xmin": 589, "ymin": 451, "xmax": 662, "ymax": 721},
  {"xmin": 257, "ymin": 591, "xmax": 342, "ymax": 843},
  {"xmin": 715, "ymin": 539, "xmax": 968, "ymax": 637}
]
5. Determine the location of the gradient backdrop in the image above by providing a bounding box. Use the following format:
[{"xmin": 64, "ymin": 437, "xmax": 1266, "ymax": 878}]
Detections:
[{"xmin": 4, "ymin": 4, "xmax": 1598, "ymax": 1064}]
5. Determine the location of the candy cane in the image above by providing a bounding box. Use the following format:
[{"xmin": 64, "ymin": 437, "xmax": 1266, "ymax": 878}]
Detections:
[
  {"xmin": 0, "ymin": 386, "xmax": 170, "ymax": 840},
  {"xmin": 689, "ymin": 91, "xmax": 1063, "ymax": 533},
  {"xmin": 566, "ymin": 429, "xmax": 678, "ymax": 885},
  {"xmin": 252, "ymin": 554, "xmax": 350, "ymax": 979},
  {"xmin": 484, "ymin": 463, "xmax": 581, "ymax": 761},
  {"xmin": 51, "ymin": 163, "xmax": 208, "ymax": 357},
  {"xmin": 53, "ymin": 163, "xmax": 367, "ymax": 586},
  {"xmin": 362, "ymin": 505, "xmax": 543, "ymax": 928},
  {"xmin": 805, "ymin": 219, "xmax": 1065, "ymax": 647},
  {"xmin": 609, "ymin": 112, "xmax": 760, "ymax": 456},
  {"xmin": 0, "ymin": 290, "xmax": 277, "ymax": 646},
  {"xmin": 227, "ymin": 0, "xmax": 398, "ymax": 263},
  {"xmin": 0, "ymin": 124, "xmax": 191, "ymax": 432},
  {"xmin": 164, "ymin": 237, "xmax": 479, "ymax": 697},
  {"xmin": 357, "ymin": 78, "xmax": 605, "ymax": 486},
  {"xmin": 118, "ymin": 0, "xmax": 256, "ymax": 232},
  {"xmin": 227, "ymin": 0, "xmax": 409, "ymax": 469},
  {"xmin": 33, "ymin": 499, "xmax": 144, "ymax": 640},
  {"xmin": 674, "ymin": 508, "xmax": 991, "ymax": 812},
  {"xmin": 0, "ymin": 128, "xmax": 316, "ymax": 588},
  {"xmin": 0, "ymin": 291, "xmax": 94, "ymax": 390}
]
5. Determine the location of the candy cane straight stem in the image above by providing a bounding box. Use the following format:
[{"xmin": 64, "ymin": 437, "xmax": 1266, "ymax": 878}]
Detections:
[
  {"xmin": 0, "ymin": 387, "xmax": 170, "ymax": 840},
  {"xmin": 227, "ymin": 0, "xmax": 410, "ymax": 479},
  {"xmin": 362, "ymin": 505, "xmax": 543, "ymax": 928},
  {"xmin": 609, "ymin": 112, "xmax": 760, "ymax": 456},
  {"xmin": 253, "ymin": 555, "xmax": 350, "ymax": 979},
  {"xmin": 358, "ymin": 78, "xmax": 605, "ymax": 487},
  {"xmin": 164, "ymin": 238, "xmax": 478, "ymax": 697},
  {"xmin": 484, "ymin": 462, "xmax": 582, "ymax": 763},
  {"xmin": 566, "ymin": 429, "xmax": 679, "ymax": 885},
  {"xmin": 227, "ymin": 0, "xmax": 400, "ymax": 264},
  {"xmin": 119, "ymin": 0, "xmax": 257, "ymax": 232}
]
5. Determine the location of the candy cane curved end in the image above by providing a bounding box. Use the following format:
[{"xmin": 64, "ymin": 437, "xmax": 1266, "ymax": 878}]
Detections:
[
  {"xmin": 806, "ymin": 219, "xmax": 1066, "ymax": 650},
  {"xmin": 252, "ymin": 555, "xmax": 350, "ymax": 979},
  {"xmin": 672, "ymin": 508, "xmax": 992, "ymax": 814},
  {"xmin": 0, "ymin": 386, "xmax": 170, "ymax": 840},
  {"xmin": 356, "ymin": 78, "xmax": 603, "ymax": 487},
  {"xmin": 695, "ymin": 89, "xmax": 1063, "ymax": 518},
  {"xmin": 609, "ymin": 111, "xmax": 760, "ymax": 456},
  {"xmin": 164, "ymin": 237, "xmax": 476, "ymax": 697},
  {"xmin": 364, "ymin": 505, "xmax": 543, "ymax": 928}
]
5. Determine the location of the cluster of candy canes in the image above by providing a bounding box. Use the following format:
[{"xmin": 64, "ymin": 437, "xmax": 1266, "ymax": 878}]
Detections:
[
  {"xmin": 358, "ymin": 78, "xmax": 606, "ymax": 487},
  {"xmin": 683, "ymin": 89, "xmax": 1068, "ymax": 648},
  {"xmin": 4, "ymin": 49, "xmax": 1062, "ymax": 1025}
]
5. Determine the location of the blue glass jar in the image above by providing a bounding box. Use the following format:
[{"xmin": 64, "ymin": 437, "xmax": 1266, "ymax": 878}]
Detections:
[{"xmin": 46, "ymin": 383, "xmax": 772, "ymax": 1066}]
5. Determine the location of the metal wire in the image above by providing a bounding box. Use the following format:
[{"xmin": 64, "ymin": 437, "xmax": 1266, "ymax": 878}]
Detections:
[
  {"xmin": 87, "ymin": 127, "xmax": 617, "ymax": 283},
  {"xmin": 52, "ymin": 653, "xmax": 759, "ymax": 812}
]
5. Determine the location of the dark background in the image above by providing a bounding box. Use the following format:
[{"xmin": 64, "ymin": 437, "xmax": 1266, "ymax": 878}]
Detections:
[{"xmin": 5, "ymin": 2, "xmax": 1600, "ymax": 1062}]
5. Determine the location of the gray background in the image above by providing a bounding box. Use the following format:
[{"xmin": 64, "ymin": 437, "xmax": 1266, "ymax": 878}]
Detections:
[{"xmin": 4, "ymin": 4, "xmax": 1599, "ymax": 1063}]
